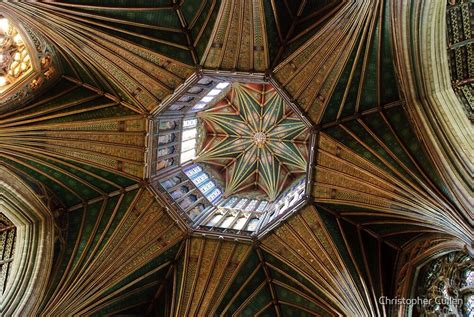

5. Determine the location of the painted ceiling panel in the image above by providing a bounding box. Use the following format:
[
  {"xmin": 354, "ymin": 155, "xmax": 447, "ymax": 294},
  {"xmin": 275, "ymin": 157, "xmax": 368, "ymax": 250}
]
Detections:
[
  {"xmin": 40, "ymin": 188, "xmax": 185, "ymax": 315},
  {"xmin": 2, "ymin": 2, "xmax": 197, "ymax": 112},
  {"xmin": 172, "ymin": 238, "xmax": 252, "ymax": 316},
  {"xmin": 263, "ymin": 0, "xmax": 345, "ymax": 63},
  {"xmin": 260, "ymin": 204, "xmax": 371, "ymax": 315},
  {"xmin": 88, "ymin": 241, "xmax": 183, "ymax": 316},
  {"xmin": 0, "ymin": 1, "xmax": 470, "ymax": 316},
  {"xmin": 196, "ymin": 82, "xmax": 309, "ymax": 201},
  {"xmin": 314, "ymin": 126, "xmax": 470, "ymax": 242},
  {"xmin": 0, "ymin": 78, "xmax": 146, "ymax": 187},
  {"xmin": 201, "ymin": 0, "xmax": 269, "ymax": 71},
  {"xmin": 273, "ymin": 0, "xmax": 400, "ymax": 126},
  {"xmin": 27, "ymin": 0, "xmax": 219, "ymax": 65}
]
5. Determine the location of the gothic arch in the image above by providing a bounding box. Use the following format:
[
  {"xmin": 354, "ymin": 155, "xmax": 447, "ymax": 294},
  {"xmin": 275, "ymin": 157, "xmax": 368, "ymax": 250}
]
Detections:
[{"xmin": 0, "ymin": 165, "xmax": 55, "ymax": 316}]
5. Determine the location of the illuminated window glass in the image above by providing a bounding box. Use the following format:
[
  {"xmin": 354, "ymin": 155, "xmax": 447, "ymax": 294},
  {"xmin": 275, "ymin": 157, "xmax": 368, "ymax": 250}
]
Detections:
[
  {"xmin": 181, "ymin": 139, "xmax": 196, "ymax": 152},
  {"xmin": 183, "ymin": 119, "xmax": 197, "ymax": 128},
  {"xmin": 180, "ymin": 117, "xmax": 198, "ymax": 164},
  {"xmin": 206, "ymin": 188, "xmax": 221, "ymax": 203},
  {"xmin": 245, "ymin": 199, "xmax": 258, "ymax": 211},
  {"xmin": 192, "ymin": 103, "xmax": 206, "ymax": 110},
  {"xmin": 193, "ymin": 173, "xmax": 208, "ymax": 186},
  {"xmin": 182, "ymin": 128, "xmax": 197, "ymax": 141},
  {"xmin": 207, "ymin": 89, "xmax": 221, "ymax": 96},
  {"xmin": 234, "ymin": 199, "xmax": 248, "ymax": 210},
  {"xmin": 216, "ymin": 82, "xmax": 230, "ymax": 89},
  {"xmin": 233, "ymin": 217, "xmax": 247, "ymax": 230},
  {"xmin": 246, "ymin": 218, "xmax": 259, "ymax": 231},
  {"xmin": 184, "ymin": 165, "xmax": 202, "ymax": 178},
  {"xmin": 207, "ymin": 213, "xmax": 223, "ymax": 227},
  {"xmin": 256, "ymin": 201, "xmax": 268, "ymax": 212},
  {"xmin": 0, "ymin": 16, "xmax": 33, "ymax": 93},
  {"xmin": 221, "ymin": 215, "xmax": 235, "ymax": 228},
  {"xmin": 180, "ymin": 150, "xmax": 195, "ymax": 164},
  {"xmin": 224, "ymin": 197, "xmax": 238, "ymax": 208},
  {"xmin": 191, "ymin": 82, "xmax": 230, "ymax": 110},
  {"xmin": 199, "ymin": 181, "xmax": 215, "ymax": 194}
]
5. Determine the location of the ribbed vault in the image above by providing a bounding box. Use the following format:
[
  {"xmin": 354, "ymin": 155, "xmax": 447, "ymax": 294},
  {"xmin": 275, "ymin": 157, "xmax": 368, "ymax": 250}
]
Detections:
[
  {"xmin": 196, "ymin": 82, "xmax": 309, "ymax": 201},
  {"xmin": 0, "ymin": 1, "xmax": 471, "ymax": 316}
]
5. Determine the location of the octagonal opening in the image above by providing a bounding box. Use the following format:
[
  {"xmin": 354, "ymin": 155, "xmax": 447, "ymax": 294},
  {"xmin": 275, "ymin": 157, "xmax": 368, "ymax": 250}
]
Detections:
[{"xmin": 152, "ymin": 72, "xmax": 312, "ymax": 236}]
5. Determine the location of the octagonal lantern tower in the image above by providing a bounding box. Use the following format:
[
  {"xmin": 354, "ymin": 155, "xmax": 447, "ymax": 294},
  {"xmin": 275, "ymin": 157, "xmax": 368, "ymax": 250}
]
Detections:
[{"xmin": 150, "ymin": 70, "xmax": 315, "ymax": 239}]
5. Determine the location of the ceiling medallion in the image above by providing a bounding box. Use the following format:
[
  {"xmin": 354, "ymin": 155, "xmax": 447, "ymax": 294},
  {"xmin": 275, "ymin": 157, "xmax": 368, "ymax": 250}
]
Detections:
[
  {"xmin": 253, "ymin": 132, "xmax": 267, "ymax": 148},
  {"xmin": 151, "ymin": 71, "xmax": 314, "ymax": 238}
]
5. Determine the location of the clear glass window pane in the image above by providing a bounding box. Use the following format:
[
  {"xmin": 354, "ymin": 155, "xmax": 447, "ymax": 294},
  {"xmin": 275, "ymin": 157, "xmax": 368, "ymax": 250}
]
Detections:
[
  {"xmin": 220, "ymin": 215, "xmax": 235, "ymax": 228},
  {"xmin": 256, "ymin": 201, "xmax": 268, "ymax": 212},
  {"xmin": 192, "ymin": 103, "xmax": 206, "ymax": 110},
  {"xmin": 246, "ymin": 218, "xmax": 259, "ymax": 231},
  {"xmin": 233, "ymin": 217, "xmax": 247, "ymax": 230},
  {"xmin": 207, "ymin": 213, "xmax": 223, "ymax": 226},
  {"xmin": 206, "ymin": 188, "xmax": 221, "ymax": 202},
  {"xmin": 207, "ymin": 89, "xmax": 221, "ymax": 96},
  {"xmin": 180, "ymin": 149, "xmax": 195, "ymax": 163},
  {"xmin": 224, "ymin": 197, "xmax": 238, "ymax": 208},
  {"xmin": 182, "ymin": 128, "xmax": 197, "ymax": 141},
  {"xmin": 183, "ymin": 119, "xmax": 197, "ymax": 128},
  {"xmin": 181, "ymin": 139, "xmax": 196, "ymax": 152},
  {"xmin": 216, "ymin": 82, "xmax": 229, "ymax": 89},
  {"xmin": 234, "ymin": 198, "xmax": 248, "ymax": 210},
  {"xmin": 201, "ymin": 96, "xmax": 213, "ymax": 103},
  {"xmin": 245, "ymin": 199, "xmax": 258, "ymax": 211}
]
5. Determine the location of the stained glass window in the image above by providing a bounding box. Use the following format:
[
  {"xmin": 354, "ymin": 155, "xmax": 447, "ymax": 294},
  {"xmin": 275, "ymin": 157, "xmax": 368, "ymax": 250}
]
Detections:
[
  {"xmin": 416, "ymin": 251, "xmax": 473, "ymax": 316},
  {"xmin": 0, "ymin": 213, "xmax": 16, "ymax": 295},
  {"xmin": 0, "ymin": 16, "xmax": 33, "ymax": 92}
]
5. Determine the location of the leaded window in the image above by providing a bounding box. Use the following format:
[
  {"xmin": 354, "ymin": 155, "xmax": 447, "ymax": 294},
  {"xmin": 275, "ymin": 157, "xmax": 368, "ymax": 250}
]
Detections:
[{"xmin": 0, "ymin": 213, "xmax": 16, "ymax": 295}]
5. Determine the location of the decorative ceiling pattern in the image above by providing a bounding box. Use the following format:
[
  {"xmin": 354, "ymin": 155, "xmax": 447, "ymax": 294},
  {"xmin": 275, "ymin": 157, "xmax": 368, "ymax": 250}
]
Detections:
[
  {"xmin": 0, "ymin": 0, "xmax": 471, "ymax": 316},
  {"xmin": 314, "ymin": 112, "xmax": 471, "ymax": 243},
  {"xmin": 3, "ymin": 2, "xmax": 202, "ymax": 113},
  {"xmin": 196, "ymin": 82, "xmax": 309, "ymax": 201},
  {"xmin": 273, "ymin": 0, "xmax": 398, "ymax": 125},
  {"xmin": 39, "ymin": 187, "xmax": 185, "ymax": 316}
]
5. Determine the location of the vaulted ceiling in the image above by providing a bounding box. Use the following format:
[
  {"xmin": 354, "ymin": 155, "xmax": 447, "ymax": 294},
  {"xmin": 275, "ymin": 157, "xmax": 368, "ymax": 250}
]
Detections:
[
  {"xmin": 0, "ymin": 1, "xmax": 471, "ymax": 316},
  {"xmin": 197, "ymin": 82, "xmax": 309, "ymax": 201}
]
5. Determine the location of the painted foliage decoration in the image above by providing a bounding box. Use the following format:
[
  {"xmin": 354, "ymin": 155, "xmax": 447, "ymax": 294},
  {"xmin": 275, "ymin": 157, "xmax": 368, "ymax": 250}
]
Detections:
[
  {"xmin": 0, "ymin": 1, "xmax": 471, "ymax": 316},
  {"xmin": 196, "ymin": 82, "xmax": 309, "ymax": 201}
]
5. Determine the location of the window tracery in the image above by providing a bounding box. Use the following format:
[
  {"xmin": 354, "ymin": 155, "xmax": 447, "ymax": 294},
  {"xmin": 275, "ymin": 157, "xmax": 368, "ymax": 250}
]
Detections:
[
  {"xmin": 0, "ymin": 213, "xmax": 16, "ymax": 295},
  {"xmin": 0, "ymin": 16, "xmax": 32, "ymax": 92},
  {"xmin": 446, "ymin": 0, "xmax": 474, "ymax": 120},
  {"xmin": 415, "ymin": 251, "xmax": 473, "ymax": 316}
]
